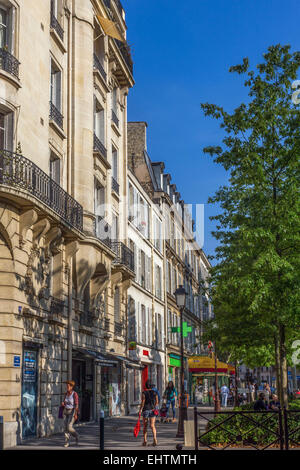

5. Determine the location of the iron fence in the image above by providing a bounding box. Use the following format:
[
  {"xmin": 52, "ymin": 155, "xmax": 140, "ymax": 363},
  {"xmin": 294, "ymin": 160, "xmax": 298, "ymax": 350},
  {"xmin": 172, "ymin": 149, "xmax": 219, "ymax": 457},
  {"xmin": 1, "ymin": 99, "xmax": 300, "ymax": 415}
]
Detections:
[
  {"xmin": 111, "ymin": 109, "xmax": 119, "ymax": 128},
  {"xmin": 93, "ymin": 53, "xmax": 107, "ymax": 81},
  {"xmin": 194, "ymin": 407, "xmax": 300, "ymax": 451},
  {"xmin": 94, "ymin": 133, "xmax": 107, "ymax": 160},
  {"xmin": 0, "ymin": 150, "xmax": 83, "ymax": 231},
  {"xmin": 111, "ymin": 176, "xmax": 119, "ymax": 195},
  {"xmin": 0, "ymin": 48, "xmax": 20, "ymax": 78},
  {"xmin": 49, "ymin": 101, "xmax": 63, "ymax": 129},
  {"xmin": 114, "ymin": 321, "xmax": 123, "ymax": 337},
  {"xmin": 111, "ymin": 241, "xmax": 134, "ymax": 272}
]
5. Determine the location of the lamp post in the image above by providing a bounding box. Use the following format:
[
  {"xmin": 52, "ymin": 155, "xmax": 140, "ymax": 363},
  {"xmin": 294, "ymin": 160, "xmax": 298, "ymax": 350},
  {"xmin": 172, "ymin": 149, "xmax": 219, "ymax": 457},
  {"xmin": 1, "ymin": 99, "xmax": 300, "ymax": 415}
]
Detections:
[
  {"xmin": 212, "ymin": 323, "xmax": 221, "ymax": 412},
  {"xmin": 174, "ymin": 285, "xmax": 187, "ymax": 438}
]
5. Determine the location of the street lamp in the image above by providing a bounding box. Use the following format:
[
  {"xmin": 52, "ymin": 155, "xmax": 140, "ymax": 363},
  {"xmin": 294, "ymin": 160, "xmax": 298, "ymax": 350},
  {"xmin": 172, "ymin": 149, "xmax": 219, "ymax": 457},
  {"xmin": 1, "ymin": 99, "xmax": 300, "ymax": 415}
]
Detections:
[
  {"xmin": 174, "ymin": 285, "xmax": 187, "ymax": 438},
  {"xmin": 212, "ymin": 323, "xmax": 221, "ymax": 413}
]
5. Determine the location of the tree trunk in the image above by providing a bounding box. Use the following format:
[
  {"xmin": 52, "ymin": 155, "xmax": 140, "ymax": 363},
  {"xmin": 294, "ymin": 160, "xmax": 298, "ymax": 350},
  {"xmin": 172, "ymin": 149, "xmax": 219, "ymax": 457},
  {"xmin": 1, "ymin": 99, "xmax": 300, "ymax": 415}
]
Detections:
[
  {"xmin": 274, "ymin": 334, "xmax": 282, "ymax": 405},
  {"xmin": 279, "ymin": 323, "xmax": 289, "ymax": 409}
]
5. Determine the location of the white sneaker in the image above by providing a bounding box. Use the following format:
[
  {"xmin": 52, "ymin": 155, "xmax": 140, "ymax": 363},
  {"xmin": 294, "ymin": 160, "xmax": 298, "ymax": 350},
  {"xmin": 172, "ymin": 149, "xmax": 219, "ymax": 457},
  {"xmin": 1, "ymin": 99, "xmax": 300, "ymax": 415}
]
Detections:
[{"xmin": 64, "ymin": 442, "xmax": 69, "ymax": 448}]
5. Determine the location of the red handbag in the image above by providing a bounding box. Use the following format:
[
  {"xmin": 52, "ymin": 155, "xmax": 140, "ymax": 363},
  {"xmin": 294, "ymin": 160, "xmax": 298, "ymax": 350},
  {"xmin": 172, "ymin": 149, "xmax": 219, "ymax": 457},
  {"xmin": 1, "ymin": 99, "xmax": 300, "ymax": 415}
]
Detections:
[{"xmin": 133, "ymin": 416, "xmax": 141, "ymax": 437}]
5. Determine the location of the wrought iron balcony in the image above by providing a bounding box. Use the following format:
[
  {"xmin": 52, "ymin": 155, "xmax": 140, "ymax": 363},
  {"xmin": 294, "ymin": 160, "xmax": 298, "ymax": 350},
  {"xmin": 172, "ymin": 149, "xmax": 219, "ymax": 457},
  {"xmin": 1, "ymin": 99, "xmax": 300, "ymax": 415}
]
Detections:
[
  {"xmin": 0, "ymin": 150, "xmax": 83, "ymax": 231},
  {"xmin": 50, "ymin": 7, "xmax": 64, "ymax": 41},
  {"xmin": 114, "ymin": 321, "xmax": 123, "ymax": 337},
  {"xmin": 103, "ymin": 0, "xmax": 111, "ymax": 8},
  {"xmin": 49, "ymin": 101, "xmax": 63, "ymax": 129},
  {"xmin": 80, "ymin": 310, "xmax": 93, "ymax": 328},
  {"xmin": 111, "ymin": 241, "xmax": 134, "ymax": 272},
  {"xmin": 104, "ymin": 318, "xmax": 110, "ymax": 331},
  {"xmin": 111, "ymin": 109, "xmax": 119, "ymax": 128},
  {"xmin": 111, "ymin": 176, "xmax": 119, "ymax": 195},
  {"xmin": 93, "ymin": 133, "xmax": 107, "ymax": 160},
  {"xmin": 50, "ymin": 297, "xmax": 65, "ymax": 315},
  {"xmin": 93, "ymin": 53, "xmax": 107, "ymax": 81},
  {"xmin": 115, "ymin": 39, "xmax": 133, "ymax": 75},
  {"xmin": 0, "ymin": 48, "xmax": 20, "ymax": 79},
  {"xmin": 114, "ymin": 0, "xmax": 124, "ymax": 16}
]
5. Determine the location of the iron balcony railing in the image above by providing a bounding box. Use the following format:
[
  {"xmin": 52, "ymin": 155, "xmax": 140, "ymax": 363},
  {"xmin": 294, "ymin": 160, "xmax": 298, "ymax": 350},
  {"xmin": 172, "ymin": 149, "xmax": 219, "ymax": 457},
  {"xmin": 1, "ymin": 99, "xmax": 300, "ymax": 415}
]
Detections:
[
  {"xmin": 93, "ymin": 53, "xmax": 107, "ymax": 81},
  {"xmin": 50, "ymin": 2, "xmax": 64, "ymax": 41},
  {"xmin": 0, "ymin": 150, "xmax": 83, "ymax": 231},
  {"xmin": 0, "ymin": 48, "xmax": 20, "ymax": 79},
  {"xmin": 114, "ymin": 0, "xmax": 124, "ymax": 16},
  {"xmin": 111, "ymin": 241, "xmax": 134, "ymax": 272},
  {"xmin": 111, "ymin": 109, "xmax": 119, "ymax": 128},
  {"xmin": 104, "ymin": 318, "xmax": 110, "ymax": 331},
  {"xmin": 114, "ymin": 321, "xmax": 123, "ymax": 337},
  {"xmin": 115, "ymin": 39, "xmax": 133, "ymax": 75},
  {"xmin": 111, "ymin": 176, "xmax": 119, "ymax": 195},
  {"xmin": 80, "ymin": 310, "xmax": 93, "ymax": 328},
  {"xmin": 103, "ymin": 0, "xmax": 111, "ymax": 8},
  {"xmin": 49, "ymin": 101, "xmax": 63, "ymax": 129},
  {"xmin": 50, "ymin": 297, "xmax": 65, "ymax": 315},
  {"xmin": 93, "ymin": 133, "xmax": 107, "ymax": 160}
]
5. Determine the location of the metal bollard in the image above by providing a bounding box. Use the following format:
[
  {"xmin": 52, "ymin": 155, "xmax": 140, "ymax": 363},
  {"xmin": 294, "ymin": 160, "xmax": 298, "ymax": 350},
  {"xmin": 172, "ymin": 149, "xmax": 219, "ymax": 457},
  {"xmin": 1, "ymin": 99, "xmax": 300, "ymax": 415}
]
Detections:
[
  {"xmin": 0, "ymin": 416, "xmax": 4, "ymax": 450},
  {"xmin": 99, "ymin": 410, "xmax": 104, "ymax": 450}
]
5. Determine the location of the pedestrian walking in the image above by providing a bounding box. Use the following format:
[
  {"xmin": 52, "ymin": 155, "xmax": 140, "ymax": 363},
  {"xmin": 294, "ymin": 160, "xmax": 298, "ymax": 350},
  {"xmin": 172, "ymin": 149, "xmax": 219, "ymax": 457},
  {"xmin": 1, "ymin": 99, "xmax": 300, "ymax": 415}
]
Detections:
[
  {"xmin": 263, "ymin": 383, "xmax": 271, "ymax": 403},
  {"xmin": 220, "ymin": 384, "xmax": 229, "ymax": 407},
  {"xmin": 138, "ymin": 380, "xmax": 159, "ymax": 447},
  {"xmin": 163, "ymin": 381, "xmax": 177, "ymax": 422},
  {"xmin": 61, "ymin": 380, "xmax": 79, "ymax": 448},
  {"xmin": 249, "ymin": 383, "xmax": 255, "ymax": 402}
]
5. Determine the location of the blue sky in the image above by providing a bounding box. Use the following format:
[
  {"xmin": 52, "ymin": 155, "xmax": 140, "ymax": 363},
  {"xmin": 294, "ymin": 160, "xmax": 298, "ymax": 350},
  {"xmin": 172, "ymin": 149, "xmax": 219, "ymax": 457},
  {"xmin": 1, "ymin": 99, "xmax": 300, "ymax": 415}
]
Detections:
[{"xmin": 123, "ymin": 0, "xmax": 300, "ymax": 260}]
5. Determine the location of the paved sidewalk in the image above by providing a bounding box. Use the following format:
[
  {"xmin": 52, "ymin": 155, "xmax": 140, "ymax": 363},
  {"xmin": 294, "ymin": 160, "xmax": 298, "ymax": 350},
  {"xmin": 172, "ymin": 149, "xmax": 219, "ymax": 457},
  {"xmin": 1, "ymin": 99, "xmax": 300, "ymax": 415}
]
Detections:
[{"xmin": 10, "ymin": 415, "xmax": 187, "ymax": 451}]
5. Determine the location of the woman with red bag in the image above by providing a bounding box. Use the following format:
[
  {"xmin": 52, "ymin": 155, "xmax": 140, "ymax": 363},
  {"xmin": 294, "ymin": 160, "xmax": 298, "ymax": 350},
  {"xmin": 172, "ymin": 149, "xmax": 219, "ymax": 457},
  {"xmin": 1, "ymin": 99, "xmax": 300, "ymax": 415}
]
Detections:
[{"xmin": 138, "ymin": 380, "xmax": 159, "ymax": 447}]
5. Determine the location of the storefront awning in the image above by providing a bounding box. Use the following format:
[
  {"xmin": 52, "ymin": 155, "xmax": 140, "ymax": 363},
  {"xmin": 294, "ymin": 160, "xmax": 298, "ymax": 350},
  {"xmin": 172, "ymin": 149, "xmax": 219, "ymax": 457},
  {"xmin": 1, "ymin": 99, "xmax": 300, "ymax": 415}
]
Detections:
[
  {"xmin": 114, "ymin": 355, "xmax": 144, "ymax": 370},
  {"xmin": 188, "ymin": 355, "xmax": 230, "ymax": 374},
  {"xmin": 73, "ymin": 347, "xmax": 118, "ymax": 367}
]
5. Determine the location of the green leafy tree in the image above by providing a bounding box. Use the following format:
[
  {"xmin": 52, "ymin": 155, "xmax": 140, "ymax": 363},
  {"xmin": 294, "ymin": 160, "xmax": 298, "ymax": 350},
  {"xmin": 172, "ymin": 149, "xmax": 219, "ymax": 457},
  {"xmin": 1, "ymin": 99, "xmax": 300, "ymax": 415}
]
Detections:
[{"xmin": 201, "ymin": 44, "xmax": 300, "ymax": 407}]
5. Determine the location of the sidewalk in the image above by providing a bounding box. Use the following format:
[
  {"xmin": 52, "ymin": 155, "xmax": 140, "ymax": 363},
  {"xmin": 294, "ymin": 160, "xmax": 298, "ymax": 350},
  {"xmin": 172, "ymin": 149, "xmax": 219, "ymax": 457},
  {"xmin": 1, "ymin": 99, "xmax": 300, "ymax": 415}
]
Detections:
[{"xmin": 10, "ymin": 415, "xmax": 187, "ymax": 451}]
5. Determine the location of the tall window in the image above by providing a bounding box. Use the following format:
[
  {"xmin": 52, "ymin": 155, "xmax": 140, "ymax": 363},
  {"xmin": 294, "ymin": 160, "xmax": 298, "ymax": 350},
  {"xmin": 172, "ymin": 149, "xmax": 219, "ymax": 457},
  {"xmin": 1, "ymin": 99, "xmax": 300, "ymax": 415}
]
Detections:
[
  {"xmin": 111, "ymin": 88, "xmax": 118, "ymax": 115},
  {"xmin": 94, "ymin": 180, "xmax": 105, "ymax": 217},
  {"xmin": 156, "ymin": 313, "xmax": 162, "ymax": 349},
  {"xmin": 0, "ymin": 110, "xmax": 13, "ymax": 151},
  {"xmin": 112, "ymin": 213, "xmax": 119, "ymax": 242},
  {"xmin": 114, "ymin": 287, "xmax": 120, "ymax": 322},
  {"xmin": 50, "ymin": 60, "xmax": 62, "ymax": 111},
  {"xmin": 112, "ymin": 146, "xmax": 118, "ymax": 182},
  {"xmin": 141, "ymin": 305, "xmax": 146, "ymax": 344},
  {"xmin": 50, "ymin": 152, "xmax": 60, "ymax": 184},
  {"xmin": 0, "ymin": 5, "xmax": 15, "ymax": 53},
  {"xmin": 155, "ymin": 264, "xmax": 162, "ymax": 300},
  {"xmin": 94, "ymin": 97, "xmax": 105, "ymax": 144}
]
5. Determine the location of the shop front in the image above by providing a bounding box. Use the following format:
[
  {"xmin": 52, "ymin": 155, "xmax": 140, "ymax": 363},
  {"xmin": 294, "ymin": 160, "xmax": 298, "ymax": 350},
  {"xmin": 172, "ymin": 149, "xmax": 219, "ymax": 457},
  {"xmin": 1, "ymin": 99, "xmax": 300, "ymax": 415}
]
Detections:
[
  {"xmin": 72, "ymin": 347, "xmax": 118, "ymax": 420},
  {"xmin": 21, "ymin": 345, "xmax": 39, "ymax": 439},
  {"xmin": 167, "ymin": 353, "xmax": 188, "ymax": 393},
  {"xmin": 188, "ymin": 356, "xmax": 231, "ymax": 406}
]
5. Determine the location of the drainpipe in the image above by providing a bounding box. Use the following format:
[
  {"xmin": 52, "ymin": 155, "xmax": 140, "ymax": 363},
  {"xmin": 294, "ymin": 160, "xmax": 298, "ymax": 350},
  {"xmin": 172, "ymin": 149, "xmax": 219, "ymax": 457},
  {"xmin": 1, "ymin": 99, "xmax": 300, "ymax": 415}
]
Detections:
[{"xmin": 67, "ymin": 259, "xmax": 73, "ymax": 380}]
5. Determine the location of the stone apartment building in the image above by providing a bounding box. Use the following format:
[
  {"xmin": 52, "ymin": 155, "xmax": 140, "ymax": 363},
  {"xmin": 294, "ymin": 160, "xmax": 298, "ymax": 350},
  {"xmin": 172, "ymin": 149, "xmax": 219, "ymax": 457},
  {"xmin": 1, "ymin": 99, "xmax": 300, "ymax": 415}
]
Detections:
[
  {"xmin": 127, "ymin": 168, "xmax": 165, "ymax": 414},
  {"xmin": 127, "ymin": 121, "xmax": 212, "ymax": 397},
  {"xmin": 0, "ymin": 0, "xmax": 136, "ymax": 448}
]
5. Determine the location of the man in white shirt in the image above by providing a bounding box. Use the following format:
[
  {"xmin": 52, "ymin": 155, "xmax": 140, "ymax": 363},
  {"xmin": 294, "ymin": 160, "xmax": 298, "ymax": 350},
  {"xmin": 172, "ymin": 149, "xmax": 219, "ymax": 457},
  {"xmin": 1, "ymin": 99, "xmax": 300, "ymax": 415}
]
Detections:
[{"xmin": 220, "ymin": 384, "xmax": 230, "ymax": 407}]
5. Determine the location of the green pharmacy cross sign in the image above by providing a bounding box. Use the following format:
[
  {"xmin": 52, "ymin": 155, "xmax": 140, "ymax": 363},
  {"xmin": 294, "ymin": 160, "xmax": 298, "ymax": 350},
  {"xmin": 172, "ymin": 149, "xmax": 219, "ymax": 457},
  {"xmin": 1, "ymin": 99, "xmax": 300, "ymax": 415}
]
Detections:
[{"xmin": 171, "ymin": 322, "xmax": 192, "ymax": 337}]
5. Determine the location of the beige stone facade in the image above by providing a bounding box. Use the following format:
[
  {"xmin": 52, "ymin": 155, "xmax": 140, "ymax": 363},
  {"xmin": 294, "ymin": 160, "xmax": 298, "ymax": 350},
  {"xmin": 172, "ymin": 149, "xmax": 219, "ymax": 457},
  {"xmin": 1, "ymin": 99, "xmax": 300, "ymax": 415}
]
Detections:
[
  {"xmin": 0, "ymin": 0, "xmax": 135, "ymax": 448},
  {"xmin": 127, "ymin": 122, "xmax": 212, "ymax": 401}
]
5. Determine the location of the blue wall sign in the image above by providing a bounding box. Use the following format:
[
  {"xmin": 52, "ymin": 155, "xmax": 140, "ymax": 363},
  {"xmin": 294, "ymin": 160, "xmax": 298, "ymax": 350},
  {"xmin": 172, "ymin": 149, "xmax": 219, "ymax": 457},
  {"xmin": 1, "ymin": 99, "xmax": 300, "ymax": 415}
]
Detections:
[{"xmin": 14, "ymin": 355, "xmax": 21, "ymax": 367}]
